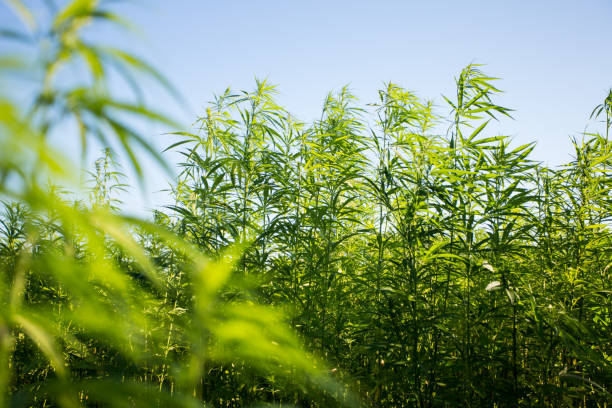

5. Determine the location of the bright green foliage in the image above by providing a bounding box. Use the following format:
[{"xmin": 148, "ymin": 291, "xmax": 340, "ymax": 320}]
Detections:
[
  {"xmin": 169, "ymin": 67, "xmax": 611, "ymax": 406},
  {"xmin": 2, "ymin": 2, "xmax": 612, "ymax": 408}
]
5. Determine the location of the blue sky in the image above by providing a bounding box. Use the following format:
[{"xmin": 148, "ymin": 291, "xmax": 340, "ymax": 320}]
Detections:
[{"xmin": 2, "ymin": 0, "xmax": 611, "ymax": 214}]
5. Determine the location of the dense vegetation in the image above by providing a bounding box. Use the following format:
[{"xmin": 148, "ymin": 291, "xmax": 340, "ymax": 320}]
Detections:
[{"xmin": 1, "ymin": 1, "xmax": 611, "ymax": 407}]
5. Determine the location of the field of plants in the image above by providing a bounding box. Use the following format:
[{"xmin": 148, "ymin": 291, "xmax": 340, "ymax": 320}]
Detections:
[{"xmin": 1, "ymin": 1, "xmax": 611, "ymax": 407}]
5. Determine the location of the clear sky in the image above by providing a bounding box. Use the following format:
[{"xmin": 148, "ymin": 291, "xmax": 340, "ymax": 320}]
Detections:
[{"xmin": 2, "ymin": 0, "xmax": 611, "ymax": 214}]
